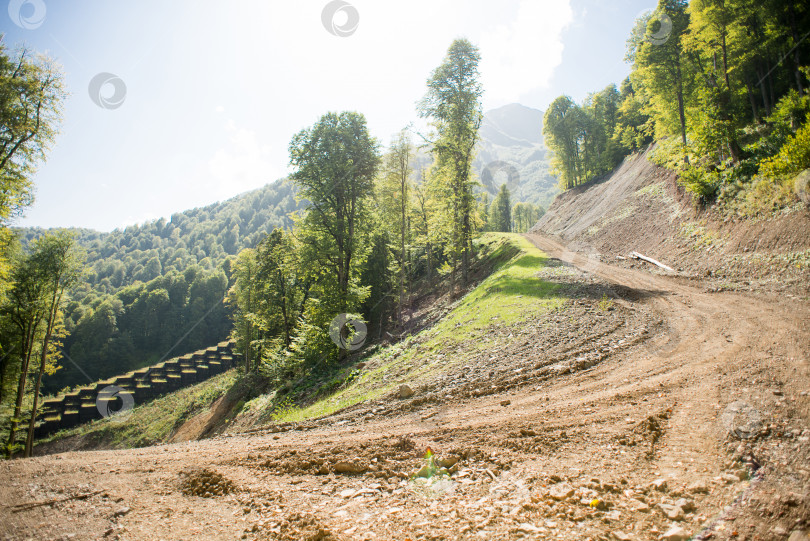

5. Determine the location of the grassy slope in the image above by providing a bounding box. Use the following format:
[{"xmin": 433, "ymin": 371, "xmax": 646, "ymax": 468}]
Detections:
[
  {"xmin": 264, "ymin": 233, "xmax": 563, "ymax": 423},
  {"xmin": 36, "ymin": 233, "xmax": 563, "ymax": 450},
  {"xmin": 35, "ymin": 370, "xmax": 238, "ymax": 451}
]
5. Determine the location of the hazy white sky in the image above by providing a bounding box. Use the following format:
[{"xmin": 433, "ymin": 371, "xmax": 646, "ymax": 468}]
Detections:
[{"xmin": 5, "ymin": 0, "xmax": 653, "ymax": 231}]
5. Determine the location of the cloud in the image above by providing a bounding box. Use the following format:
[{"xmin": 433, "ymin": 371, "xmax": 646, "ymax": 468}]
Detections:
[
  {"xmin": 207, "ymin": 120, "xmax": 285, "ymax": 198},
  {"xmin": 479, "ymin": 0, "xmax": 573, "ymax": 105}
]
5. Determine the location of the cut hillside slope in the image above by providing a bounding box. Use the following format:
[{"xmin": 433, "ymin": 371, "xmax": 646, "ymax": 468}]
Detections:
[
  {"xmin": 3, "ymin": 231, "xmax": 809, "ymax": 541},
  {"xmin": 32, "ymin": 370, "xmax": 241, "ymax": 455},
  {"xmin": 532, "ymin": 147, "xmax": 810, "ymax": 297}
]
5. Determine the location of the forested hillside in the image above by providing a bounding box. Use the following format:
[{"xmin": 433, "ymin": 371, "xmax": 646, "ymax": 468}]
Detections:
[
  {"xmin": 15, "ymin": 180, "xmax": 301, "ymax": 393},
  {"xmin": 543, "ymin": 0, "xmax": 810, "ymax": 216},
  {"xmin": 476, "ymin": 103, "xmax": 557, "ymax": 209},
  {"xmin": 12, "ymin": 101, "xmax": 553, "ymax": 395}
]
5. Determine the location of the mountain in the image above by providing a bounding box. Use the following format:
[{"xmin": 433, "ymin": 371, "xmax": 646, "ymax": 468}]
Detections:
[
  {"xmin": 15, "ymin": 103, "xmax": 557, "ymax": 392},
  {"xmin": 15, "ymin": 180, "xmax": 303, "ymax": 393},
  {"xmin": 475, "ymin": 103, "xmax": 557, "ymax": 209}
]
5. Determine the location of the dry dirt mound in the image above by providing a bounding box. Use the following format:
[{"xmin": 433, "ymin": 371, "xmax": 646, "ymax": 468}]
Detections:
[
  {"xmin": 179, "ymin": 467, "xmax": 237, "ymax": 497},
  {"xmin": 532, "ymin": 147, "xmax": 810, "ymax": 297}
]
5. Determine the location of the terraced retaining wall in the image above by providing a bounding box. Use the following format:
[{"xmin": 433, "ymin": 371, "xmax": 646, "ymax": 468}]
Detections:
[{"xmin": 35, "ymin": 341, "xmax": 241, "ymax": 438}]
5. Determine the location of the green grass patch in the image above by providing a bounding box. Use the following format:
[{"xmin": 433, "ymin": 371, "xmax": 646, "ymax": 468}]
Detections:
[
  {"xmin": 679, "ymin": 221, "xmax": 727, "ymax": 250},
  {"xmin": 36, "ymin": 370, "xmax": 238, "ymax": 449},
  {"xmin": 270, "ymin": 233, "xmax": 564, "ymax": 423}
]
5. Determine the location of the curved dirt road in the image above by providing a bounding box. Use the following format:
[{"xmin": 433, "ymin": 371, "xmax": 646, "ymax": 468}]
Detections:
[{"xmin": 1, "ymin": 233, "xmax": 808, "ymax": 540}]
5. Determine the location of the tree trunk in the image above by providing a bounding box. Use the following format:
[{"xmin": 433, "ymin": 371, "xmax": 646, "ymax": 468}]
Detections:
[
  {"xmin": 25, "ymin": 284, "xmax": 65, "ymax": 457},
  {"xmin": 757, "ymin": 63, "xmax": 771, "ymax": 116},
  {"xmin": 6, "ymin": 323, "xmax": 37, "ymax": 458},
  {"xmin": 426, "ymin": 242, "xmax": 432, "ymax": 284},
  {"xmin": 676, "ymin": 62, "xmax": 688, "ymax": 163},
  {"xmin": 746, "ymin": 80, "xmax": 758, "ymax": 122},
  {"xmin": 787, "ymin": 4, "xmax": 804, "ymax": 95},
  {"xmin": 399, "ymin": 171, "xmax": 406, "ymax": 325},
  {"xmin": 721, "ymin": 31, "xmax": 732, "ymax": 92}
]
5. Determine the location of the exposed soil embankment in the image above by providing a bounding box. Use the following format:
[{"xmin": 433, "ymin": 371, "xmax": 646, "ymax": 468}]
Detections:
[
  {"xmin": 532, "ymin": 147, "xmax": 810, "ymax": 297},
  {"xmin": 2, "ymin": 230, "xmax": 808, "ymax": 540}
]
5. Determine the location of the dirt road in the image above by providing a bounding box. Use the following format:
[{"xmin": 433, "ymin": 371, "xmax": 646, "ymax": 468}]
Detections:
[{"xmin": 2, "ymin": 233, "xmax": 808, "ymax": 541}]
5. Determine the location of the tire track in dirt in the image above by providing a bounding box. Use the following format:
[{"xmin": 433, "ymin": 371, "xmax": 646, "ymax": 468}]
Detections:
[
  {"xmin": 526, "ymin": 232, "xmax": 810, "ymax": 539},
  {"xmin": 1, "ymin": 233, "xmax": 807, "ymax": 540}
]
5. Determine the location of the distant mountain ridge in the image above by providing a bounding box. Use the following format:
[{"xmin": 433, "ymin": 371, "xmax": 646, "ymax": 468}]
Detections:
[
  {"xmin": 481, "ymin": 103, "xmax": 544, "ymax": 146},
  {"xmin": 13, "ymin": 103, "xmax": 557, "ymax": 392},
  {"xmin": 476, "ymin": 103, "xmax": 557, "ymax": 209}
]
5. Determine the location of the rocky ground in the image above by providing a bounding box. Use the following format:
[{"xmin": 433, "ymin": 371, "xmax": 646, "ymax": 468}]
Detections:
[
  {"xmin": 1, "ymin": 232, "xmax": 808, "ymax": 540},
  {"xmin": 531, "ymin": 149, "xmax": 810, "ymax": 299}
]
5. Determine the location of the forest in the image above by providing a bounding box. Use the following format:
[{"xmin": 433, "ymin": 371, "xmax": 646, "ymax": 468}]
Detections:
[
  {"xmin": 0, "ymin": 37, "xmax": 535, "ymax": 456},
  {"xmin": 543, "ymin": 0, "xmax": 810, "ymax": 216},
  {"xmin": 2, "ymin": 0, "xmax": 807, "ymax": 457},
  {"xmin": 17, "ymin": 181, "xmax": 301, "ymax": 394}
]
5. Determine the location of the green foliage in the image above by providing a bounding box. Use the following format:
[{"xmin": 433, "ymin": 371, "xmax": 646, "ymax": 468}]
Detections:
[
  {"xmin": 0, "ymin": 42, "xmax": 67, "ymax": 313},
  {"xmin": 290, "ymin": 111, "xmax": 379, "ymax": 313},
  {"xmin": 419, "ymin": 38, "xmax": 484, "ymax": 292},
  {"xmin": 0, "ymin": 43, "xmax": 66, "ymax": 228},
  {"xmin": 597, "ymin": 294, "xmax": 614, "ymax": 311},
  {"xmin": 375, "ymin": 130, "xmax": 413, "ymax": 324},
  {"xmin": 265, "ymin": 234, "xmax": 564, "ymax": 425},
  {"xmin": 35, "ymin": 370, "xmax": 239, "ymax": 449},
  {"xmin": 12, "ymin": 180, "xmax": 300, "ymax": 393},
  {"xmin": 511, "ymin": 202, "xmax": 543, "ymax": 233},
  {"xmin": 759, "ymin": 114, "xmax": 810, "ymax": 179},
  {"xmin": 543, "ymin": 84, "xmax": 645, "ymax": 190},
  {"xmin": 556, "ymin": 0, "xmax": 810, "ymax": 209},
  {"xmin": 489, "ymin": 184, "xmax": 512, "ymax": 232},
  {"xmin": 0, "ymin": 230, "xmax": 84, "ymax": 456}
]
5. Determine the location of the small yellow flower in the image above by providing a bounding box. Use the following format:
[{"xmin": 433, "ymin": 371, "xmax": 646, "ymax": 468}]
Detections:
[{"xmin": 589, "ymin": 499, "xmax": 600, "ymax": 508}]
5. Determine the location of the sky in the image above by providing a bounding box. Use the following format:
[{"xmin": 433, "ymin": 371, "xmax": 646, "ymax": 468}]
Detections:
[{"xmin": 4, "ymin": 0, "xmax": 655, "ymax": 232}]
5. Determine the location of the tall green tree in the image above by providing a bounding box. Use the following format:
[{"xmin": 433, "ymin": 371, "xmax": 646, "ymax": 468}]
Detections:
[
  {"xmin": 377, "ymin": 130, "xmax": 413, "ymax": 324},
  {"xmin": 23, "ymin": 231, "xmax": 83, "ymax": 457},
  {"xmin": 227, "ymin": 248, "xmax": 258, "ymax": 373},
  {"xmin": 3, "ymin": 231, "xmax": 81, "ymax": 457},
  {"xmin": 512, "ymin": 202, "xmax": 543, "ymax": 233},
  {"xmin": 489, "ymin": 184, "xmax": 512, "ymax": 233},
  {"xmin": 289, "ymin": 111, "xmax": 379, "ymax": 358},
  {"xmin": 544, "ymin": 96, "xmax": 588, "ymax": 189},
  {"xmin": 0, "ymin": 43, "xmax": 66, "ymax": 300},
  {"xmin": 3, "ymin": 246, "xmax": 48, "ymax": 457},
  {"xmin": 628, "ymin": 1, "xmax": 693, "ymax": 156},
  {"xmin": 254, "ymin": 228, "xmax": 310, "ymax": 351},
  {"xmin": 418, "ymin": 38, "xmax": 483, "ymax": 295}
]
